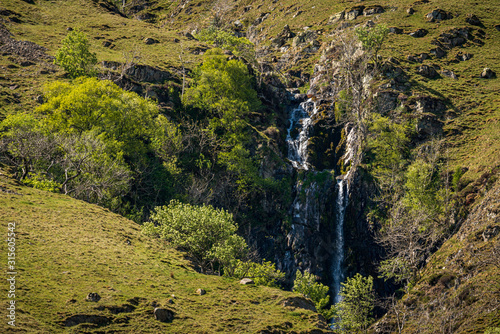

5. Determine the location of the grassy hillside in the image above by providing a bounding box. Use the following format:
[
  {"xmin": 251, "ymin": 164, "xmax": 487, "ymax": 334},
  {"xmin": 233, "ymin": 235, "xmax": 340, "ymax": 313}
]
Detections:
[{"xmin": 0, "ymin": 170, "xmax": 328, "ymax": 333}]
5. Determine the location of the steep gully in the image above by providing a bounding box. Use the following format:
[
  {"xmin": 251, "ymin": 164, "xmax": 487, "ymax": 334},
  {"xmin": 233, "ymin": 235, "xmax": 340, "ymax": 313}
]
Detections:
[{"xmin": 285, "ymin": 98, "xmax": 350, "ymax": 304}]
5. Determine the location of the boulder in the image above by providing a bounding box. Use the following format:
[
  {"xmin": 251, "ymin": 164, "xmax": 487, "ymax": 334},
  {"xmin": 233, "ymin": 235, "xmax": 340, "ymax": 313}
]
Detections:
[
  {"xmin": 233, "ymin": 20, "xmax": 243, "ymax": 31},
  {"xmin": 441, "ymin": 69, "xmax": 458, "ymax": 80},
  {"xmin": 465, "ymin": 14, "xmax": 482, "ymax": 26},
  {"xmin": 426, "ymin": 9, "xmax": 453, "ymax": 22},
  {"xmin": 430, "ymin": 47, "xmax": 447, "ymax": 59},
  {"xmin": 271, "ymin": 36, "xmax": 286, "ymax": 48},
  {"xmin": 495, "ymin": 25, "xmax": 500, "ymax": 31},
  {"xmin": 432, "ymin": 27, "xmax": 471, "ymax": 49},
  {"xmin": 278, "ymin": 24, "xmax": 295, "ymax": 39},
  {"xmin": 86, "ymin": 292, "xmax": 101, "ymax": 302},
  {"xmin": 389, "ymin": 27, "xmax": 403, "ymax": 34},
  {"xmin": 154, "ymin": 308, "xmax": 174, "ymax": 323},
  {"xmin": 455, "ymin": 52, "xmax": 473, "ymax": 61},
  {"xmin": 409, "ymin": 28, "xmax": 428, "ymax": 38},
  {"xmin": 418, "ymin": 65, "xmax": 439, "ymax": 79},
  {"xmin": 364, "ymin": 20, "xmax": 376, "ymax": 28},
  {"xmin": 480, "ymin": 68, "xmax": 496, "ymax": 79},
  {"xmin": 239, "ymin": 278, "xmax": 255, "ymax": 285},
  {"xmin": 143, "ymin": 37, "xmax": 158, "ymax": 45},
  {"xmin": 407, "ymin": 7, "xmax": 415, "ymax": 15},
  {"xmin": 184, "ymin": 32, "xmax": 195, "ymax": 40},
  {"xmin": 253, "ymin": 12, "xmax": 269, "ymax": 26},
  {"xmin": 196, "ymin": 288, "xmax": 206, "ymax": 295}
]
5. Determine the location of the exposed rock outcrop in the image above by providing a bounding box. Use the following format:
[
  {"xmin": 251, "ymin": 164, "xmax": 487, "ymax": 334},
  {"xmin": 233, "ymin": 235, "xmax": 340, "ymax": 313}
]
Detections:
[
  {"xmin": 426, "ymin": 9, "xmax": 453, "ymax": 22},
  {"xmin": 481, "ymin": 67, "xmax": 496, "ymax": 79}
]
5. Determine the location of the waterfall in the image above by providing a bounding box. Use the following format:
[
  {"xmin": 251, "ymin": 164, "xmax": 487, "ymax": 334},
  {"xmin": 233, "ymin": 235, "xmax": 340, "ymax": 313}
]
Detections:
[
  {"xmin": 332, "ymin": 178, "xmax": 348, "ymax": 304},
  {"xmin": 285, "ymin": 96, "xmax": 349, "ymax": 309},
  {"xmin": 286, "ymin": 99, "xmax": 318, "ymax": 170}
]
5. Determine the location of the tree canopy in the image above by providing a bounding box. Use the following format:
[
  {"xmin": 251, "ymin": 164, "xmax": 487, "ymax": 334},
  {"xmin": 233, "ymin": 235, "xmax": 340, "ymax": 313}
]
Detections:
[{"xmin": 54, "ymin": 30, "xmax": 98, "ymax": 78}]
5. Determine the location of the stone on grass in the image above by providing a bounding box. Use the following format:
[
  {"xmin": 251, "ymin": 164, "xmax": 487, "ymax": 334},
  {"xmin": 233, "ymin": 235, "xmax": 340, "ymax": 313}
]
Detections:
[
  {"xmin": 154, "ymin": 308, "xmax": 174, "ymax": 323},
  {"xmin": 239, "ymin": 278, "xmax": 255, "ymax": 285},
  {"xmin": 456, "ymin": 52, "xmax": 473, "ymax": 62},
  {"xmin": 409, "ymin": 28, "xmax": 428, "ymax": 38},
  {"xmin": 196, "ymin": 288, "xmax": 206, "ymax": 295},
  {"xmin": 481, "ymin": 68, "xmax": 496, "ymax": 79},
  {"xmin": 426, "ymin": 9, "xmax": 453, "ymax": 22},
  {"xmin": 465, "ymin": 14, "xmax": 482, "ymax": 26},
  {"xmin": 86, "ymin": 292, "xmax": 101, "ymax": 302},
  {"xmin": 441, "ymin": 70, "xmax": 458, "ymax": 80},
  {"xmin": 143, "ymin": 37, "xmax": 158, "ymax": 45},
  {"xmin": 417, "ymin": 65, "xmax": 439, "ymax": 79}
]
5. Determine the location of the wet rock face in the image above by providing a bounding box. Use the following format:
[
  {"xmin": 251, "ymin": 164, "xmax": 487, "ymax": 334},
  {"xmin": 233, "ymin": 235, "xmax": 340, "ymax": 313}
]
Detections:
[{"xmin": 284, "ymin": 174, "xmax": 337, "ymax": 277}]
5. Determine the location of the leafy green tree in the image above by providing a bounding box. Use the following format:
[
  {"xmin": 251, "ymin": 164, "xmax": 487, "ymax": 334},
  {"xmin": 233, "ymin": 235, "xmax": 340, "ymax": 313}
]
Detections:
[
  {"xmin": 367, "ymin": 113, "xmax": 412, "ymax": 202},
  {"xmin": 403, "ymin": 159, "xmax": 442, "ymax": 224},
  {"xmin": 355, "ymin": 24, "xmax": 389, "ymax": 63},
  {"xmin": 333, "ymin": 273, "xmax": 375, "ymax": 333},
  {"xmin": 54, "ymin": 30, "xmax": 98, "ymax": 78},
  {"xmin": 142, "ymin": 200, "xmax": 248, "ymax": 273},
  {"xmin": 183, "ymin": 48, "xmax": 260, "ymax": 141},
  {"xmin": 293, "ymin": 270, "xmax": 335, "ymax": 320},
  {"xmin": 37, "ymin": 77, "xmax": 160, "ymax": 156}
]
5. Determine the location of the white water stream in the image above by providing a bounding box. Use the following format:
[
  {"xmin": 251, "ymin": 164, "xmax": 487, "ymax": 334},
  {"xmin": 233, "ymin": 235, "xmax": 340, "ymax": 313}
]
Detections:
[
  {"xmin": 286, "ymin": 98, "xmax": 348, "ymax": 306},
  {"xmin": 286, "ymin": 99, "xmax": 318, "ymax": 170},
  {"xmin": 332, "ymin": 178, "xmax": 348, "ymax": 304}
]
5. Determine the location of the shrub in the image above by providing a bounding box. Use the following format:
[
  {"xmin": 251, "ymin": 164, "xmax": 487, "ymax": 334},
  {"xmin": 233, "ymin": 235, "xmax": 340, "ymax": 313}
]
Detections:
[
  {"xmin": 142, "ymin": 200, "xmax": 248, "ymax": 273},
  {"xmin": 333, "ymin": 273, "xmax": 374, "ymax": 333},
  {"xmin": 54, "ymin": 30, "xmax": 98, "ymax": 78},
  {"xmin": 293, "ymin": 270, "xmax": 334, "ymax": 320}
]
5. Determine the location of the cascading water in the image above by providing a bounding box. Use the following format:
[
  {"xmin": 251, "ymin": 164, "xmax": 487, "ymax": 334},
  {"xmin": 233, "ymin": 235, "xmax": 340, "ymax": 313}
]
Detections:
[
  {"xmin": 332, "ymin": 178, "xmax": 348, "ymax": 304},
  {"xmin": 286, "ymin": 99, "xmax": 318, "ymax": 170}
]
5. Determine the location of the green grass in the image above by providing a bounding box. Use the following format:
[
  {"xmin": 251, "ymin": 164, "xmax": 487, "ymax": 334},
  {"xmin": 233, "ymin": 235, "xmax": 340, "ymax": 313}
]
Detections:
[{"xmin": 0, "ymin": 171, "xmax": 325, "ymax": 333}]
